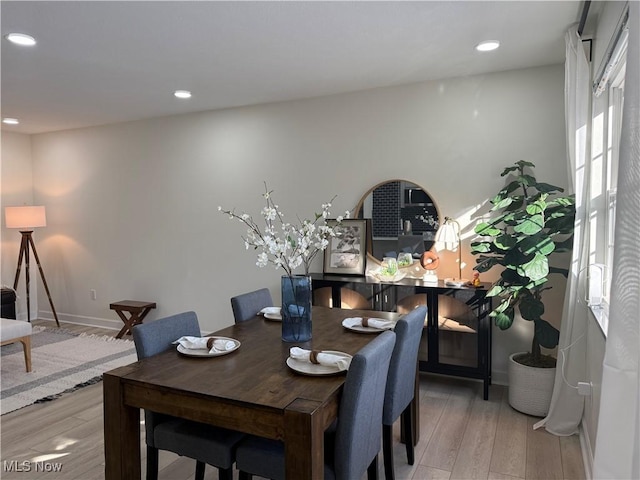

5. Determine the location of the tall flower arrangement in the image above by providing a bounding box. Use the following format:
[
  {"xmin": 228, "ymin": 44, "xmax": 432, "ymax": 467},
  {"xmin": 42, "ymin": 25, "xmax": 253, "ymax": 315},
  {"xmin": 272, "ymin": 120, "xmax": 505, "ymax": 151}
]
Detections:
[{"xmin": 219, "ymin": 183, "xmax": 348, "ymax": 277}]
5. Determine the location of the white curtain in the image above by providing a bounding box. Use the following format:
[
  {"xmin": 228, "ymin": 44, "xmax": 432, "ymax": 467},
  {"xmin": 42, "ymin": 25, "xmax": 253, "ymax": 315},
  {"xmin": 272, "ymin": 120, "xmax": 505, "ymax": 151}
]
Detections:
[
  {"xmin": 533, "ymin": 24, "xmax": 591, "ymax": 435},
  {"xmin": 593, "ymin": 2, "xmax": 640, "ymax": 479}
]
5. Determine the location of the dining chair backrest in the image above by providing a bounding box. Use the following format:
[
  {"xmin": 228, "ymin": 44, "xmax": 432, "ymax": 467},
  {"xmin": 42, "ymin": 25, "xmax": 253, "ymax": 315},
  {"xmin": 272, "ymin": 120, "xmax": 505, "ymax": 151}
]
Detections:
[
  {"xmin": 132, "ymin": 311, "xmax": 243, "ymax": 480},
  {"xmin": 132, "ymin": 311, "xmax": 201, "ymax": 360},
  {"xmin": 383, "ymin": 306, "xmax": 427, "ymax": 425},
  {"xmin": 132, "ymin": 311, "xmax": 202, "ymax": 452},
  {"xmin": 230, "ymin": 288, "xmax": 273, "ymax": 323},
  {"xmin": 334, "ymin": 329, "xmax": 396, "ymax": 480}
]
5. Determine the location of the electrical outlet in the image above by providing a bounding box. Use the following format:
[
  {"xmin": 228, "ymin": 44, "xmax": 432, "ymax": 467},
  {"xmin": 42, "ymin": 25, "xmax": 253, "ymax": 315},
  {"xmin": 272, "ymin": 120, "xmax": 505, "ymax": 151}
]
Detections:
[
  {"xmin": 90, "ymin": 289, "xmax": 97, "ymax": 301},
  {"xmin": 578, "ymin": 382, "xmax": 592, "ymax": 396}
]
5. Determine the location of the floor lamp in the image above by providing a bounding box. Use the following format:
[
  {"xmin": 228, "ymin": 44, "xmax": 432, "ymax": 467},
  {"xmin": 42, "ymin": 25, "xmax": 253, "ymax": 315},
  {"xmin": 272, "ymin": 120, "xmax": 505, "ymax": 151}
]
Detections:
[{"xmin": 5, "ymin": 206, "xmax": 60, "ymax": 326}]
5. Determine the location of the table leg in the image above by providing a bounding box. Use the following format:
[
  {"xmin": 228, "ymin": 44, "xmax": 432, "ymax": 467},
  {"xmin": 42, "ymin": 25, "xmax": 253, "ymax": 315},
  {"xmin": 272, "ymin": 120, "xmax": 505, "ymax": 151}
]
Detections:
[
  {"xmin": 104, "ymin": 372, "xmax": 141, "ymax": 479},
  {"xmin": 284, "ymin": 399, "xmax": 325, "ymax": 480},
  {"xmin": 115, "ymin": 306, "xmax": 154, "ymax": 338},
  {"xmin": 114, "ymin": 310, "xmax": 136, "ymax": 339}
]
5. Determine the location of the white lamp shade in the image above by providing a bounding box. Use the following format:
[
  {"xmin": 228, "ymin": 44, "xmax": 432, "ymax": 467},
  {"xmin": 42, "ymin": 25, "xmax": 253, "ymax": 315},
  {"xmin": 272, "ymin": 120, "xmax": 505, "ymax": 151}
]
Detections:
[
  {"xmin": 5, "ymin": 206, "xmax": 47, "ymax": 229},
  {"xmin": 435, "ymin": 220, "xmax": 459, "ymax": 251}
]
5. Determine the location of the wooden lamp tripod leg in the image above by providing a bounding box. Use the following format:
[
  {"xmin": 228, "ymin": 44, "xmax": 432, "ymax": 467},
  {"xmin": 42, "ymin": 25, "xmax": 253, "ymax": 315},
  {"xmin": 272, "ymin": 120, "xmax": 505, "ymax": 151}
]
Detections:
[
  {"xmin": 13, "ymin": 233, "xmax": 31, "ymax": 322},
  {"xmin": 12, "ymin": 231, "xmax": 59, "ymax": 327},
  {"xmin": 27, "ymin": 234, "xmax": 60, "ymax": 327}
]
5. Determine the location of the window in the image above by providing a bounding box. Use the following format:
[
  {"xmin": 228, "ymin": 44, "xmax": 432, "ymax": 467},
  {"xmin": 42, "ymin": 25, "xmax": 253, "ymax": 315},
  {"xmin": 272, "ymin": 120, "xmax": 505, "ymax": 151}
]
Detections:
[{"xmin": 588, "ymin": 13, "xmax": 627, "ymax": 335}]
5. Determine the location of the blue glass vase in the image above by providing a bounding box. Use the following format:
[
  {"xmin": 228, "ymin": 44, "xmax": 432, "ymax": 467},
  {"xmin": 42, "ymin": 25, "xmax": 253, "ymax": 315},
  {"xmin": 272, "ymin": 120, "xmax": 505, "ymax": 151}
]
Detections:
[{"xmin": 281, "ymin": 275, "xmax": 312, "ymax": 342}]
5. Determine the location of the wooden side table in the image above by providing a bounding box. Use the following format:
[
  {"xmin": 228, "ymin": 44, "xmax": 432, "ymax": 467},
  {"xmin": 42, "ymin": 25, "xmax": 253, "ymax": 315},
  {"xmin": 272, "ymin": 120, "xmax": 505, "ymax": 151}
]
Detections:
[{"xmin": 110, "ymin": 300, "xmax": 156, "ymax": 339}]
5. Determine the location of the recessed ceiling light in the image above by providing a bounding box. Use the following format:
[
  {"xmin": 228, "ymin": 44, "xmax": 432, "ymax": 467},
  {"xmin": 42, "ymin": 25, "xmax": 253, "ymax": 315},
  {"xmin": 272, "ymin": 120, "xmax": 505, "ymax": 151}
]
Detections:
[
  {"xmin": 5, "ymin": 33, "xmax": 37, "ymax": 46},
  {"xmin": 2, "ymin": 118, "xmax": 20, "ymax": 125},
  {"xmin": 174, "ymin": 90, "xmax": 192, "ymax": 99},
  {"xmin": 476, "ymin": 40, "xmax": 500, "ymax": 52}
]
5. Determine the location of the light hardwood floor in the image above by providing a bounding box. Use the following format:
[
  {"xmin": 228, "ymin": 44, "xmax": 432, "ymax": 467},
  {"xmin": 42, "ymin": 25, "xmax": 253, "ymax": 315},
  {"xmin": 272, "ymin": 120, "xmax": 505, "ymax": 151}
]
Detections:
[{"xmin": 1, "ymin": 321, "xmax": 586, "ymax": 480}]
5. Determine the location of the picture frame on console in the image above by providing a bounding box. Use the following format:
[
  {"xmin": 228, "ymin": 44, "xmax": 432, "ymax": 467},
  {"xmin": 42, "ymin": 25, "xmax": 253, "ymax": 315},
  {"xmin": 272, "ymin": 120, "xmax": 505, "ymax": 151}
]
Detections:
[{"xmin": 323, "ymin": 219, "xmax": 368, "ymax": 275}]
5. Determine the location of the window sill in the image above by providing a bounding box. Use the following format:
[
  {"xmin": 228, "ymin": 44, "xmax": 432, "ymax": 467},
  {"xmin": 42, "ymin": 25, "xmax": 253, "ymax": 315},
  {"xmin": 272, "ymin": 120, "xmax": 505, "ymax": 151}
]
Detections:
[{"xmin": 589, "ymin": 303, "xmax": 609, "ymax": 338}]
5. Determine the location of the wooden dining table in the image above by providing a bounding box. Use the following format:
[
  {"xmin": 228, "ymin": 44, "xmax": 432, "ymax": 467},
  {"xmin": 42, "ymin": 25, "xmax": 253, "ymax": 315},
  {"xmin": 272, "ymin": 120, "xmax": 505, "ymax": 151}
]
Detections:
[{"xmin": 103, "ymin": 306, "xmax": 406, "ymax": 480}]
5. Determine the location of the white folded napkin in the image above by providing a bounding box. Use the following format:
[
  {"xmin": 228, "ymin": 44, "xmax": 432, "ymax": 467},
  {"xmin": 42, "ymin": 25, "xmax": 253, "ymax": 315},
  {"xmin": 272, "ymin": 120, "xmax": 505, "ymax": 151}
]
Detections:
[
  {"xmin": 289, "ymin": 347, "xmax": 351, "ymax": 370},
  {"xmin": 346, "ymin": 317, "xmax": 395, "ymax": 330},
  {"xmin": 260, "ymin": 306, "xmax": 281, "ymax": 316},
  {"xmin": 173, "ymin": 336, "xmax": 236, "ymax": 354}
]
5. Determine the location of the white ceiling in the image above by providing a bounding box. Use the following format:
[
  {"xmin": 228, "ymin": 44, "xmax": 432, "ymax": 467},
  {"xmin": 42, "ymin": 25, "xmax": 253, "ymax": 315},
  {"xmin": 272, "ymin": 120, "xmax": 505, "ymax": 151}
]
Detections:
[{"xmin": 1, "ymin": 1, "xmax": 584, "ymax": 135}]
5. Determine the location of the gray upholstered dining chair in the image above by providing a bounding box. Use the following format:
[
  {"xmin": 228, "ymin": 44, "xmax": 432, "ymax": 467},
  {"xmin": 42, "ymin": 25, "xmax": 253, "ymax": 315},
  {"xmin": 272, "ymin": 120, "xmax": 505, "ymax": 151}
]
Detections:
[
  {"xmin": 235, "ymin": 330, "xmax": 396, "ymax": 480},
  {"xmin": 132, "ymin": 312, "xmax": 245, "ymax": 480},
  {"xmin": 382, "ymin": 305, "xmax": 428, "ymax": 480},
  {"xmin": 230, "ymin": 288, "xmax": 273, "ymax": 323}
]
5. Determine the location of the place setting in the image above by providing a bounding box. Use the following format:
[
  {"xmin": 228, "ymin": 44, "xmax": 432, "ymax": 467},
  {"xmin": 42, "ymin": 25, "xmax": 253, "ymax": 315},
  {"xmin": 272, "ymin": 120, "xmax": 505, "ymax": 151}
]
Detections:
[
  {"xmin": 172, "ymin": 335, "xmax": 241, "ymax": 357},
  {"xmin": 342, "ymin": 316, "xmax": 396, "ymax": 333},
  {"xmin": 260, "ymin": 306, "xmax": 282, "ymax": 321},
  {"xmin": 286, "ymin": 347, "xmax": 352, "ymax": 376}
]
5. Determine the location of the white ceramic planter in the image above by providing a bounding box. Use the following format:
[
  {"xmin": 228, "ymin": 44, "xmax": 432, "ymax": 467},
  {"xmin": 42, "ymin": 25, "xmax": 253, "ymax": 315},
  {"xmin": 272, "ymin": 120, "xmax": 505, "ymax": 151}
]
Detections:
[{"xmin": 507, "ymin": 352, "xmax": 556, "ymax": 417}]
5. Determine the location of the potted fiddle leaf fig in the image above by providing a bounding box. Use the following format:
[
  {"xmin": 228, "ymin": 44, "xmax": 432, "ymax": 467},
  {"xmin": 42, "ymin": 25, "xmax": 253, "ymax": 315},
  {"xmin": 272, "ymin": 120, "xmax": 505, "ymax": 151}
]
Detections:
[{"xmin": 472, "ymin": 160, "xmax": 575, "ymax": 415}]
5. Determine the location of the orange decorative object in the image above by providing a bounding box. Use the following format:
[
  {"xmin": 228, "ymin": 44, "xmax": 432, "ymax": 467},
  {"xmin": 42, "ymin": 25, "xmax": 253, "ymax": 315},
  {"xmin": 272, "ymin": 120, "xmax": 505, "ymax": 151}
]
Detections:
[
  {"xmin": 420, "ymin": 250, "xmax": 440, "ymax": 270},
  {"xmin": 471, "ymin": 271, "xmax": 481, "ymax": 287}
]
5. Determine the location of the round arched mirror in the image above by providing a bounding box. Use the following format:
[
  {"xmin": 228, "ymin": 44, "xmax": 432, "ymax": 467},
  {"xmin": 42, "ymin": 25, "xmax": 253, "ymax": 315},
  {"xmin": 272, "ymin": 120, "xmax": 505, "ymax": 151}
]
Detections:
[{"xmin": 354, "ymin": 180, "xmax": 440, "ymax": 268}]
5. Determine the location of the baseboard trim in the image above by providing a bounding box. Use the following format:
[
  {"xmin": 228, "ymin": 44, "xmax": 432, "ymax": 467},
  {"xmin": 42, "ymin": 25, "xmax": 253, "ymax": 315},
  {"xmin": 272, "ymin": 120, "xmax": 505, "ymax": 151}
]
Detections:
[
  {"xmin": 580, "ymin": 418, "xmax": 594, "ymax": 479},
  {"xmin": 492, "ymin": 368, "xmax": 508, "ymax": 386},
  {"xmin": 37, "ymin": 310, "xmax": 121, "ymax": 331}
]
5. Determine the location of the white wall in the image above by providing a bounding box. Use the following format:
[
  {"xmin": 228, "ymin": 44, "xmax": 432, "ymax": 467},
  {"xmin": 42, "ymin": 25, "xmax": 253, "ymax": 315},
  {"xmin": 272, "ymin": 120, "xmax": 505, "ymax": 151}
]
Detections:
[
  {"xmin": 1, "ymin": 132, "xmax": 36, "ymax": 319},
  {"xmin": 2, "ymin": 63, "xmax": 567, "ymax": 379}
]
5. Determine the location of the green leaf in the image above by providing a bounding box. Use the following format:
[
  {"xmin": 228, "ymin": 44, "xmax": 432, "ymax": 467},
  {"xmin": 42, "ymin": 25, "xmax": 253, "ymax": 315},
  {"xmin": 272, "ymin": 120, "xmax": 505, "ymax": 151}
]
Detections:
[
  {"xmin": 534, "ymin": 319, "xmax": 560, "ymax": 349},
  {"xmin": 470, "ymin": 242, "xmax": 492, "ymax": 253},
  {"xmin": 516, "ymin": 160, "xmax": 536, "ymax": 169},
  {"xmin": 494, "ymin": 196, "xmax": 514, "ymax": 209},
  {"xmin": 546, "ymin": 215, "xmax": 575, "ymax": 235},
  {"xmin": 501, "ymin": 268, "xmax": 526, "ymax": 285},
  {"xmin": 519, "ymin": 295, "xmax": 544, "ymax": 320},
  {"xmin": 518, "ymin": 174, "xmax": 537, "ymax": 187},
  {"xmin": 516, "ymin": 253, "xmax": 549, "ymax": 281},
  {"xmin": 518, "ymin": 234, "xmax": 556, "ymax": 256},
  {"xmin": 493, "ymin": 298, "xmax": 512, "ymax": 314},
  {"xmin": 526, "ymin": 195, "xmax": 547, "ymax": 215},
  {"xmin": 503, "ymin": 248, "xmax": 531, "ymax": 267},
  {"xmin": 504, "ymin": 197, "xmax": 524, "ymax": 212},
  {"xmin": 514, "ymin": 214, "xmax": 544, "ymax": 235},
  {"xmin": 535, "ymin": 182, "xmax": 564, "ymax": 194},
  {"xmin": 494, "ymin": 234, "xmax": 517, "ymax": 250},
  {"xmin": 494, "ymin": 309, "xmax": 514, "ymax": 330},
  {"xmin": 501, "ymin": 166, "xmax": 521, "ymax": 177},
  {"xmin": 493, "ymin": 181, "xmax": 522, "ymax": 203},
  {"xmin": 474, "ymin": 223, "xmax": 501, "ymax": 236},
  {"xmin": 486, "ymin": 285, "xmax": 504, "ymax": 297},
  {"xmin": 474, "ymin": 256, "xmax": 501, "ymax": 273}
]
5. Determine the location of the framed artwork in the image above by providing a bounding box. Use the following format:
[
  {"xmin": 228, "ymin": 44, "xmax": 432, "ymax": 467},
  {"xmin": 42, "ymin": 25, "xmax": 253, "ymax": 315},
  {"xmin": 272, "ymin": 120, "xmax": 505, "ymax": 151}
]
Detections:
[{"xmin": 323, "ymin": 219, "xmax": 368, "ymax": 275}]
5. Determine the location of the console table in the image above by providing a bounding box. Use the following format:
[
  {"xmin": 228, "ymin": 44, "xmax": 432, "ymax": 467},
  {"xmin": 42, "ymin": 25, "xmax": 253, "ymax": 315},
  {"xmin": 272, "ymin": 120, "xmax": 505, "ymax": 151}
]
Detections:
[{"xmin": 310, "ymin": 273, "xmax": 493, "ymax": 399}]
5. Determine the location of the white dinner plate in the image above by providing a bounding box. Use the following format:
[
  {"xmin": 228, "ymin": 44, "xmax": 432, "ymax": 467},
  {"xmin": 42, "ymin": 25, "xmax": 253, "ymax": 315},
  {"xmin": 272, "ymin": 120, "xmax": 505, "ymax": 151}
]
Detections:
[
  {"xmin": 341, "ymin": 317, "xmax": 393, "ymax": 333},
  {"xmin": 176, "ymin": 337, "xmax": 241, "ymax": 357},
  {"xmin": 264, "ymin": 312, "xmax": 282, "ymax": 321},
  {"xmin": 260, "ymin": 306, "xmax": 281, "ymax": 315},
  {"xmin": 286, "ymin": 351, "xmax": 352, "ymax": 376}
]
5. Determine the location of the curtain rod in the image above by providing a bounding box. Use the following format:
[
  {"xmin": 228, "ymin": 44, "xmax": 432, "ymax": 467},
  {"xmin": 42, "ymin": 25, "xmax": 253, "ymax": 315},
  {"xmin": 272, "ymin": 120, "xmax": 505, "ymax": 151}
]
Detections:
[{"xmin": 578, "ymin": 0, "xmax": 591, "ymax": 36}]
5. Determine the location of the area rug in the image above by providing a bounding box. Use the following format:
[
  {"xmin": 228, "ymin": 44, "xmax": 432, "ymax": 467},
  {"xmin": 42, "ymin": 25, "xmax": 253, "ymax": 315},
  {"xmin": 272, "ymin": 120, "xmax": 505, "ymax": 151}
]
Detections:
[{"xmin": 1, "ymin": 325, "xmax": 136, "ymax": 415}]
